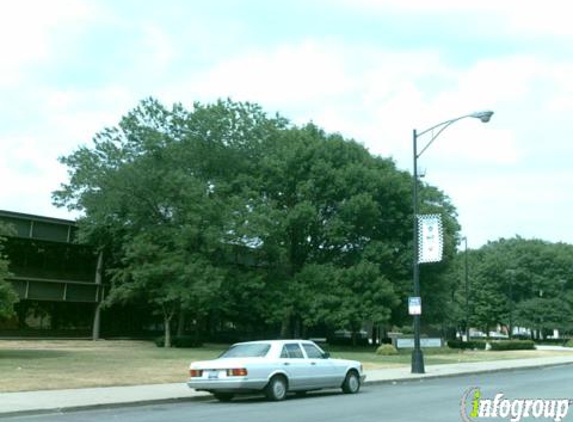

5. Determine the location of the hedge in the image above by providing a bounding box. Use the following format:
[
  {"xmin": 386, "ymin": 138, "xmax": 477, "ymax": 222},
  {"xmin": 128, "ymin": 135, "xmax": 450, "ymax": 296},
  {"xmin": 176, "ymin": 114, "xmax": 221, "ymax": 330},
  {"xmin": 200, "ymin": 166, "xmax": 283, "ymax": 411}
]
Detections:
[
  {"xmin": 447, "ymin": 340, "xmax": 487, "ymax": 350},
  {"xmin": 489, "ymin": 340, "xmax": 535, "ymax": 351}
]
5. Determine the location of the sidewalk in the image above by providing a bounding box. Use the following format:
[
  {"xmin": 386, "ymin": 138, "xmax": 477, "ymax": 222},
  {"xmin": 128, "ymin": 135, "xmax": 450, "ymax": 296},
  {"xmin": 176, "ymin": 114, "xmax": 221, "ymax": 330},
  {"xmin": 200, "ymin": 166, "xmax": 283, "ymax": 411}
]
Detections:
[{"xmin": 2, "ymin": 355, "xmax": 573, "ymax": 417}]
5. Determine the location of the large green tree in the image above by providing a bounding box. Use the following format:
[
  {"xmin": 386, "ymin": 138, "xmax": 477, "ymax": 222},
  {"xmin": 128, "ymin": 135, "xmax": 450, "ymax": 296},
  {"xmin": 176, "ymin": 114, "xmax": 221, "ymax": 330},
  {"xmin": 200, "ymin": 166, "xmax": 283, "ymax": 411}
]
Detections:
[
  {"xmin": 53, "ymin": 99, "xmax": 245, "ymax": 345},
  {"xmin": 230, "ymin": 123, "xmax": 459, "ymax": 337},
  {"xmin": 54, "ymin": 98, "xmax": 461, "ymax": 342},
  {"xmin": 447, "ymin": 237, "xmax": 573, "ymax": 338},
  {"xmin": 54, "ymin": 99, "xmax": 291, "ymax": 344}
]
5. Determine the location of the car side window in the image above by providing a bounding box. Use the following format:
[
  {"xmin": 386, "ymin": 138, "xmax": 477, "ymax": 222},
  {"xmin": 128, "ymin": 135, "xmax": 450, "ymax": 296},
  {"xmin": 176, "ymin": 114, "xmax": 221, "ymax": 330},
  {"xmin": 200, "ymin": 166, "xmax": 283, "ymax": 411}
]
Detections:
[
  {"xmin": 302, "ymin": 343, "xmax": 324, "ymax": 359},
  {"xmin": 283, "ymin": 343, "xmax": 304, "ymax": 359},
  {"xmin": 280, "ymin": 346, "xmax": 289, "ymax": 359}
]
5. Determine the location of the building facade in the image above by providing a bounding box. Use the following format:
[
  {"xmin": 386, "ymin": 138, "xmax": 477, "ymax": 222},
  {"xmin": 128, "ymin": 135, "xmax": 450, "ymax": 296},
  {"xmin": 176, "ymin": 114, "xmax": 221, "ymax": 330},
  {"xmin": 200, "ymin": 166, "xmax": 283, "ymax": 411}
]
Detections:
[{"xmin": 0, "ymin": 210, "xmax": 103, "ymax": 338}]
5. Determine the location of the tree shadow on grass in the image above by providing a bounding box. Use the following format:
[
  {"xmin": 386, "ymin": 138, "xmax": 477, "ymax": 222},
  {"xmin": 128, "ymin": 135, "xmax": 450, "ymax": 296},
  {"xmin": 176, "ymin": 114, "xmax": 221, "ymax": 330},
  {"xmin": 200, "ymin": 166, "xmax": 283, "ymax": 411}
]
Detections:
[{"xmin": 0, "ymin": 350, "xmax": 70, "ymax": 359}]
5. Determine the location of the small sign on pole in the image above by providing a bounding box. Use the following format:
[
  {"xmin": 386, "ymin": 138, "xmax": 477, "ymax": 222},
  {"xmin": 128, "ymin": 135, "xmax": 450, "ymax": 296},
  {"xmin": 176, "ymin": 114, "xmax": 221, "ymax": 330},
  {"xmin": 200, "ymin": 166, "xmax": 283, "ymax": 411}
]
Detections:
[{"xmin": 409, "ymin": 296, "xmax": 422, "ymax": 315}]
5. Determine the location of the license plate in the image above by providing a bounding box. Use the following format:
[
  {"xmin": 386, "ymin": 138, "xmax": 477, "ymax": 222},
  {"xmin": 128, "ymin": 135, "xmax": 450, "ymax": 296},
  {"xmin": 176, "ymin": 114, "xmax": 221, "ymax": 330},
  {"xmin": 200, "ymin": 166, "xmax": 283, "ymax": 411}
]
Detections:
[{"xmin": 208, "ymin": 371, "xmax": 219, "ymax": 379}]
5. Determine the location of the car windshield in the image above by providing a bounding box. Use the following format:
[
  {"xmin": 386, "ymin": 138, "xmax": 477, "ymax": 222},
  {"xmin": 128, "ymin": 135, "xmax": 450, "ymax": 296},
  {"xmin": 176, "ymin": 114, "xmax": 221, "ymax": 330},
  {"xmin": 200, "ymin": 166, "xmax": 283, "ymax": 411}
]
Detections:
[{"xmin": 219, "ymin": 343, "xmax": 271, "ymax": 358}]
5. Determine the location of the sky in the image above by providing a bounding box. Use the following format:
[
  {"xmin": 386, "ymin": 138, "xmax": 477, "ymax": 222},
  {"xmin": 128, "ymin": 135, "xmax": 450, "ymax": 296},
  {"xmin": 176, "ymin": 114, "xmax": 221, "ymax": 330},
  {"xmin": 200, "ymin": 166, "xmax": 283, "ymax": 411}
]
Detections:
[{"xmin": 1, "ymin": 0, "xmax": 573, "ymax": 248}]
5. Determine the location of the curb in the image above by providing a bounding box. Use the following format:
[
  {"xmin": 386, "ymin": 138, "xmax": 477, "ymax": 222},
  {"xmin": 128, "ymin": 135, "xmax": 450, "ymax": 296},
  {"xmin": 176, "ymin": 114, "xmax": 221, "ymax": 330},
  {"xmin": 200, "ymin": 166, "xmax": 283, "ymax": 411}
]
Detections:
[
  {"xmin": 364, "ymin": 360, "xmax": 573, "ymax": 387},
  {"xmin": 2, "ymin": 361, "xmax": 573, "ymax": 418},
  {"xmin": 0, "ymin": 395, "xmax": 212, "ymax": 419}
]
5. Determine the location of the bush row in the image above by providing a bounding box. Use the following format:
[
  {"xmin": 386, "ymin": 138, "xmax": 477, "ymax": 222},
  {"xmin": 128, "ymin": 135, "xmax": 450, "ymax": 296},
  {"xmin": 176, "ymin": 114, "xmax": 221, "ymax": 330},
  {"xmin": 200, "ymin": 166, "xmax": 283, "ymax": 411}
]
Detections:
[
  {"xmin": 447, "ymin": 340, "xmax": 487, "ymax": 350},
  {"xmin": 447, "ymin": 339, "xmax": 536, "ymax": 351},
  {"xmin": 489, "ymin": 340, "xmax": 535, "ymax": 350}
]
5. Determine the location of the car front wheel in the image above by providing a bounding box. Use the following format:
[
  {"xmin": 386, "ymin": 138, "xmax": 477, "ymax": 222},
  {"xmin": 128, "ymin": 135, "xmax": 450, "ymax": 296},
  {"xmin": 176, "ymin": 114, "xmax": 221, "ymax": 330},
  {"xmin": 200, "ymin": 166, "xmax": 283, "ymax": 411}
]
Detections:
[
  {"xmin": 341, "ymin": 370, "xmax": 361, "ymax": 394},
  {"xmin": 265, "ymin": 375, "xmax": 288, "ymax": 401}
]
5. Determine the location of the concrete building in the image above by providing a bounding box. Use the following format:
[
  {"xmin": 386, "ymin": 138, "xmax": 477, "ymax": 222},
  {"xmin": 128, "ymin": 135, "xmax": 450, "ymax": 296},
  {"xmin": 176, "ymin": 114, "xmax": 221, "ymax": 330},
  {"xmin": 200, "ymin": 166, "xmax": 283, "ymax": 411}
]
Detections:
[{"xmin": 0, "ymin": 210, "xmax": 104, "ymax": 339}]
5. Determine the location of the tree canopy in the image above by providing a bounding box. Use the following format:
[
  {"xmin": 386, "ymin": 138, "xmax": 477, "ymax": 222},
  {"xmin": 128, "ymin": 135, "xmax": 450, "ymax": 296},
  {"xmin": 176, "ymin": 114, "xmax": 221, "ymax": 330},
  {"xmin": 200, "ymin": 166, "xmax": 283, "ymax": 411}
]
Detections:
[
  {"xmin": 53, "ymin": 98, "xmax": 461, "ymax": 344},
  {"xmin": 446, "ymin": 237, "xmax": 573, "ymax": 338}
]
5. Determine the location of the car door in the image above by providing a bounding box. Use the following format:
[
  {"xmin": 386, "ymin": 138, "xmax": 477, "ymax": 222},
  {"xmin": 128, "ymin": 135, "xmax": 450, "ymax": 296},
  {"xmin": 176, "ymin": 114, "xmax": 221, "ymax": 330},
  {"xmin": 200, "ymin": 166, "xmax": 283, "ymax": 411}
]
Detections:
[
  {"xmin": 278, "ymin": 343, "xmax": 311, "ymax": 390},
  {"xmin": 301, "ymin": 343, "xmax": 340, "ymax": 388}
]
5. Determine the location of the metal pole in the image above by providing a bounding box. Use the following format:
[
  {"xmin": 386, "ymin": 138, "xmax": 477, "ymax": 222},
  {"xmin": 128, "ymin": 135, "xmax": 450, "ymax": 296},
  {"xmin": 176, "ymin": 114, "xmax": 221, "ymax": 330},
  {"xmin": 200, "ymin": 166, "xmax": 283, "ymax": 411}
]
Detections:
[
  {"xmin": 411, "ymin": 129, "xmax": 425, "ymax": 374},
  {"xmin": 464, "ymin": 237, "xmax": 470, "ymax": 342},
  {"xmin": 509, "ymin": 276, "xmax": 513, "ymax": 340},
  {"xmin": 92, "ymin": 250, "xmax": 104, "ymax": 341}
]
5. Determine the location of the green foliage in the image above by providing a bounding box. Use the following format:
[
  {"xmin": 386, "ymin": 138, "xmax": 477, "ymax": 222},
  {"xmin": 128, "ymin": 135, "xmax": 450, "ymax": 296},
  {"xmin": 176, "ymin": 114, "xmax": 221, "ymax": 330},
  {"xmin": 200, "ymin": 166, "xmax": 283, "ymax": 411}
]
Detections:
[
  {"xmin": 447, "ymin": 340, "xmax": 487, "ymax": 350},
  {"xmin": 445, "ymin": 237, "xmax": 573, "ymax": 339},
  {"xmin": 565, "ymin": 339, "xmax": 573, "ymax": 348},
  {"xmin": 0, "ymin": 223, "xmax": 18, "ymax": 319},
  {"xmin": 375, "ymin": 344, "xmax": 398, "ymax": 355},
  {"xmin": 488, "ymin": 340, "xmax": 535, "ymax": 351},
  {"xmin": 53, "ymin": 98, "xmax": 462, "ymax": 339}
]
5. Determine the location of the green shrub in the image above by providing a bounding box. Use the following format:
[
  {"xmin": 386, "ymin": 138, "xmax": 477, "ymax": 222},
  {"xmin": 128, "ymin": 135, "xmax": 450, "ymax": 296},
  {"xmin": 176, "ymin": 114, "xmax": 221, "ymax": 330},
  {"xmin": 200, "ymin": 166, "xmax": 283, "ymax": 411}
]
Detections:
[
  {"xmin": 154, "ymin": 335, "xmax": 203, "ymax": 348},
  {"xmin": 565, "ymin": 339, "xmax": 573, "ymax": 348},
  {"xmin": 376, "ymin": 344, "xmax": 398, "ymax": 355},
  {"xmin": 489, "ymin": 340, "xmax": 535, "ymax": 351},
  {"xmin": 447, "ymin": 340, "xmax": 487, "ymax": 350}
]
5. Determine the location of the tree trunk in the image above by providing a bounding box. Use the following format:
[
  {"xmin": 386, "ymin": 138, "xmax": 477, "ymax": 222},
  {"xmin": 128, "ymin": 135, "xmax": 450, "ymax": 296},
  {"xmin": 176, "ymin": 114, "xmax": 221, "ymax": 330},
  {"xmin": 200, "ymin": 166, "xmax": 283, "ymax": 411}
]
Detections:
[
  {"xmin": 293, "ymin": 316, "xmax": 301, "ymax": 339},
  {"xmin": 164, "ymin": 314, "xmax": 173, "ymax": 348},
  {"xmin": 280, "ymin": 314, "xmax": 291, "ymax": 339},
  {"xmin": 371, "ymin": 325, "xmax": 378, "ymax": 346},
  {"xmin": 177, "ymin": 312, "xmax": 186, "ymax": 337},
  {"xmin": 193, "ymin": 314, "xmax": 201, "ymax": 344}
]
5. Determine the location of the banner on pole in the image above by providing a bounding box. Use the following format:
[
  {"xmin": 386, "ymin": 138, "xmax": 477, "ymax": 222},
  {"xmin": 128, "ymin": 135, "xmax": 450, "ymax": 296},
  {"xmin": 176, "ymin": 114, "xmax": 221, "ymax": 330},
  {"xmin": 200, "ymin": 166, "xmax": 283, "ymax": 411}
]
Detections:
[{"xmin": 417, "ymin": 214, "xmax": 443, "ymax": 263}]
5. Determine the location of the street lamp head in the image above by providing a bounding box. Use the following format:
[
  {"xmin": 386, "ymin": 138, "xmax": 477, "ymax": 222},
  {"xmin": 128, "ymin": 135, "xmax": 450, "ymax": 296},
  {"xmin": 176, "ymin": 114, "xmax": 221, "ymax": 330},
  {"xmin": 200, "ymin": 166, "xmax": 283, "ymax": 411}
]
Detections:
[{"xmin": 470, "ymin": 110, "xmax": 494, "ymax": 123}]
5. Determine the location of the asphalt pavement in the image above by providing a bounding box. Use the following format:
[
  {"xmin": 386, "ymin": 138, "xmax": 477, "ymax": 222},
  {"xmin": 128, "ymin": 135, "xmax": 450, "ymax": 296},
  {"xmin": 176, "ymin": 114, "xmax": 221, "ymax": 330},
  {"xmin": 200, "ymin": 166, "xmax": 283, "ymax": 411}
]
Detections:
[
  {"xmin": 4, "ymin": 364, "xmax": 573, "ymax": 422},
  {"xmin": 2, "ymin": 353, "xmax": 573, "ymax": 418}
]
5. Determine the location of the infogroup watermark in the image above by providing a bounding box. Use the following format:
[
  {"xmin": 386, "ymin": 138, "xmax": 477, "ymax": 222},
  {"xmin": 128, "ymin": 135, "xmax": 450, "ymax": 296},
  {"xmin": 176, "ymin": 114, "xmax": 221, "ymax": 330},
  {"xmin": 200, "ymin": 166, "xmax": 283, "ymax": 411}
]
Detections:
[{"xmin": 461, "ymin": 387, "xmax": 572, "ymax": 422}]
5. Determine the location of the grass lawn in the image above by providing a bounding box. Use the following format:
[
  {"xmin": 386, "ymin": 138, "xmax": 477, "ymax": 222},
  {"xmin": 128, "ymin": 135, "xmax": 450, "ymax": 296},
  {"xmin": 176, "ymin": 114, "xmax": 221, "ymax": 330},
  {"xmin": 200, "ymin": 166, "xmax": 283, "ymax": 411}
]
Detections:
[{"xmin": 1, "ymin": 340, "xmax": 572, "ymax": 393}]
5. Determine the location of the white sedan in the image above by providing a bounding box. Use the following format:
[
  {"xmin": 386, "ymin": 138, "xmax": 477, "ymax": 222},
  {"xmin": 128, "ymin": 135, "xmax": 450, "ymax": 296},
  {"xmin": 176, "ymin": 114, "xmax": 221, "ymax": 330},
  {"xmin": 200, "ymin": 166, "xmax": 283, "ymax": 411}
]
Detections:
[{"xmin": 187, "ymin": 339, "xmax": 365, "ymax": 401}]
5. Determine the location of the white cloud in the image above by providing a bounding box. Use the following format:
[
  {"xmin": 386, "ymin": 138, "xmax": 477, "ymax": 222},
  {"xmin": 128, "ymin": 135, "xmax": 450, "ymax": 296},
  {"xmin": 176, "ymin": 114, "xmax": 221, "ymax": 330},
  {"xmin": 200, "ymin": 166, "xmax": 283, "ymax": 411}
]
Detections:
[
  {"xmin": 193, "ymin": 40, "xmax": 528, "ymax": 164},
  {"xmin": 441, "ymin": 170, "xmax": 573, "ymax": 247},
  {"xmin": 190, "ymin": 41, "xmax": 354, "ymax": 106},
  {"xmin": 0, "ymin": 0, "xmax": 98, "ymax": 86},
  {"xmin": 0, "ymin": 135, "xmax": 69, "ymax": 217}
]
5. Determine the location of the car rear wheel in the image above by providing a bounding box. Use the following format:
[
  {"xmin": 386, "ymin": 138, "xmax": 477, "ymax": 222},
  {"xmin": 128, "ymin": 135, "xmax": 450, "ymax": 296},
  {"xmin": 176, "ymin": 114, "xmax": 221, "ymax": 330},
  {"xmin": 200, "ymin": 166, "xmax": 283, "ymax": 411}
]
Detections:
[
  {"xmin": 265, "ymin": 375, "xmax": 288, "ymax": 401},
  {"xmin": 341, "ymin": 370, "xmax": 360, "ymax": 394},
  {"xmin": 213, "ymin": 392, "xmax": 234, "ymax": 402}
]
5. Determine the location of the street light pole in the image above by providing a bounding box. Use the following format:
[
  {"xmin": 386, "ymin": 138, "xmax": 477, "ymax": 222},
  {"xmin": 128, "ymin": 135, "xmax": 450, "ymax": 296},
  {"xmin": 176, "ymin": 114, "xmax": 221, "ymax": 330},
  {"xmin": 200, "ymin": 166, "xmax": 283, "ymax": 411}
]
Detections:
[
  {"xmin": 463, "ymin": 236, "xmax": 470, "ymax": 342},
  {"xmin": 508, "ymin": 270, "xmax": 515, "ymax": 340},
  {"xmin": 411, "ymin": 110, "xmax": 494, "ymax": 374},
  {"xmin": 411, "ymin": 129, "xmax": 423, "ymax": 373}
]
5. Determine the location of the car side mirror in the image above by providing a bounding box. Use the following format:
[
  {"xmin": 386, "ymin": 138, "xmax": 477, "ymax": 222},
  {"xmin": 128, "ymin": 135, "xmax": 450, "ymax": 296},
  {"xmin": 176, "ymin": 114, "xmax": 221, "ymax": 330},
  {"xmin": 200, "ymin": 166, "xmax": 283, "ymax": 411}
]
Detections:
[{"xmin": 322, "ymin": 352, "xmax": 330, "ymax": 359}]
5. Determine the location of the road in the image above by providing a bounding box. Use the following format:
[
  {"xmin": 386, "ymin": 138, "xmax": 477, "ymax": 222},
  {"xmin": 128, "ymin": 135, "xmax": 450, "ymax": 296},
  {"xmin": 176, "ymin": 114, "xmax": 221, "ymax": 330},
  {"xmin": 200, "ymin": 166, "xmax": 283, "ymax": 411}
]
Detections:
[{"xmin": 7, "ymin": 365, "xmax": 573, "ymax": 422}]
